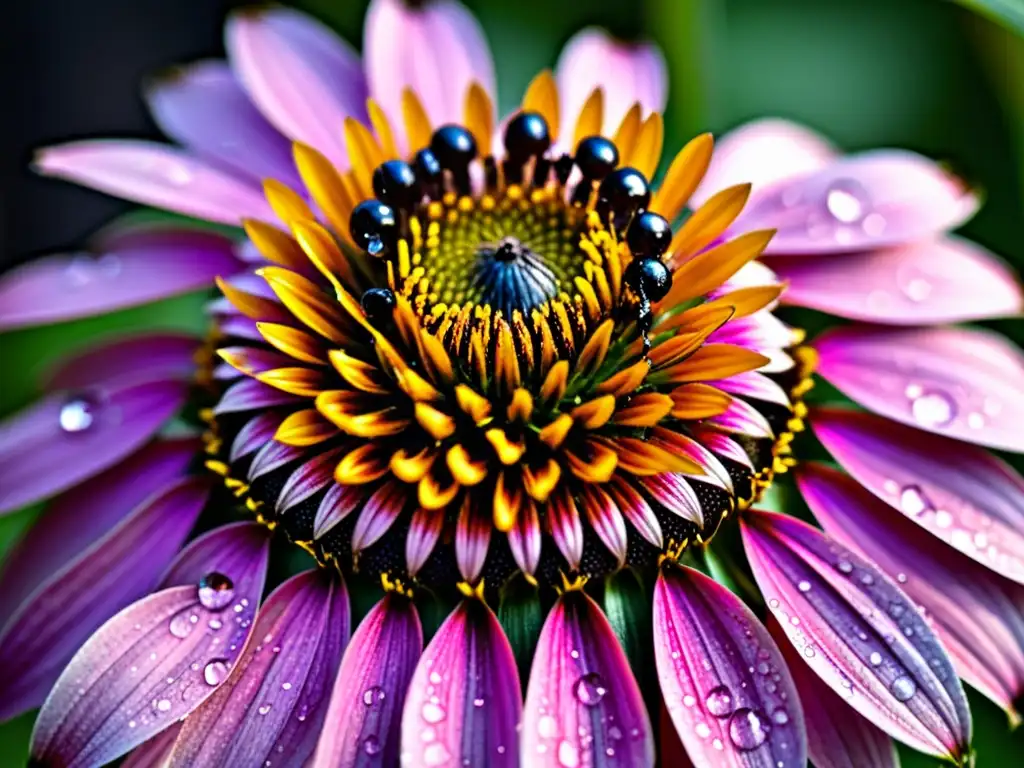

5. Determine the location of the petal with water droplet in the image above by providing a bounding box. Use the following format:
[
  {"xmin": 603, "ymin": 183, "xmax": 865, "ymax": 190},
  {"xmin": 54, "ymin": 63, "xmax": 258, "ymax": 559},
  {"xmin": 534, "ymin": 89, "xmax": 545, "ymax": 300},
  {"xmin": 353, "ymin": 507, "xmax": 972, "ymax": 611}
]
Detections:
[
  {"xmin": 811, "ymin": 407, "xmax": 1024, "ymax": 585},
  {"xmin": 767, "ymin": 618, "xmax": 898, "ymax": 768},
  {"xmin": 311, "ymin": 595, "xmax": 422, "ymax": 768},
  {"xmin": 400, "ymin": 601, "xmax": 520, "ymax": 767},
  {"xmin": 741, "ymin": 509, "xmax": 971, "ymax": 761},
  {"xmin": 0, "ymin": 380, "xmax": 189, "ymax": 515},
  {"xmin": 774, "ymin": 236, "xmax": 1024, "ymax": 324},
  {"xmin": 523, "ymin": 591, "xmax": 653, "ymax": 767},
  {"xmin": 34, "ymin": 140, "xmax": 273, "ymax": 225},
  {"xmin": 797, "ymin": 462, "xmax": 1024, "ymax": 725},
  {"xmin": 653, "ymin": 566, "xmax": 806, "ymax": 767},
  {"xmin": 29, "ymin": 519, "xmax": 269, "ymax": 768},
  {"xmin": 814, "ymin": 325, "xmax": 1024, "ymax": 453},
  {"xmin": 169, "ymin": 570, "xmax": 348, "ymax": 766}
]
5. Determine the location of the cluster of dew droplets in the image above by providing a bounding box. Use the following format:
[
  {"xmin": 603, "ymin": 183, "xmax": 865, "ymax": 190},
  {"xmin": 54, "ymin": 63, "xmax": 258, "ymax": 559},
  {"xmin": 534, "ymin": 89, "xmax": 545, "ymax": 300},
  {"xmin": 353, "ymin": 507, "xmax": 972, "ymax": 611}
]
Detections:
[{"xmin": 786, "ymin": 177, "xmax": 886, "ymax": 246}]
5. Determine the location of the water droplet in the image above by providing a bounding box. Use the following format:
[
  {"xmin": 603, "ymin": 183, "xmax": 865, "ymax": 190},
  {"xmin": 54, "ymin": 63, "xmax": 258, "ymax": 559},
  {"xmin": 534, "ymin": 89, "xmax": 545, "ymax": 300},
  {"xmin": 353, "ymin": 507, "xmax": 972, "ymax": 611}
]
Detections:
[
  {"xmin": 869, "ymin": 652, "xmax": 883, "ymax": 667},
  {"xmin": 705, "ymin": 685, "xmax": 735, "ymax": 718},
  {"xmin": 538, "ymin": 715, "xmax": 557, "ymax": 738},
  {"xmin": 825, "ymin": 180, "xmax": 868, "ymax": 223},
  {"xmin": 473, "ymin": 698, "xmax": 485, "ymax": 708},
  {"xmin": 573, "ymin": 673, "xmax": 607, "ymax": 706},
  {"xmin": 258, "ymin": 704, "xmax": 272, "ymax": 716},
  {"xmin": 209, "ymin": 619, "xmax": 223, "ymax": 630},
  {"xmin": 899, "ymin": 485, "xmax": 932, "ymax": 516},
  {"xmin": 695, "ymin": 722, "xmax": 711, "ymax": 739},
  {"xmin": 771, "ymin": 708, "xmax": 790, "ymax": 726},
  {"xmin": 362, "ymin": 735, "xmax": 381, "ymax": 755},
  {"xmin": 557, "ymin": 740, "xmax": 579, "ymax": 767},
  {"xmin": 935, "ymin": 510, "xmax": 953, "ymax": 529},
  {"xmin": 911, "ymin": 391, "xmax": 956, "ymax": 428},
  {"xmin": 422, "ymin": 702, "xmax": 446, "ymax": 724},
  {"xmin": 836, "ymin": 560, "xmax": 853, "ymax": 574},
  {"xmin": 281, "ymin": 682, "xmax": 292, "ymax": 691},
  {"xmin": 363, "ymin": 685, "xmax": 386, "ymax": 708},
  {"xmin": 424, "ymin": 743, "xmax": 450, "ymax": 766},
  {"xmin": 891, "ymin": 676, "xmax": 916, "ymax": 702},
  {"xmin": 198, "ymin": 572, "xmax": 235, "ymax": 611},
  {"xmin": 728, "ymin": 708, "xmax": 770, "ymax": 751},
  {"xmin": 59, "ymin": 396, "xmax": 97, "ymax": 433},
  {"xmin": 204, "ymin": 660, "xmax": 229, "ymax": 686},
  {"xmin": 367, "ymin": 236, "xmax": 384, "ymax": 256},
  {"xmin": 797, "ymin": 580, "xmax": 811, "ymax": 593},
  {"xmin": 156, "ymin": 699, "xmax": 171, "ymax": 713},
  {"xmin": 169, "ymin": 613, "xmax": 194, "ymax": 639}
]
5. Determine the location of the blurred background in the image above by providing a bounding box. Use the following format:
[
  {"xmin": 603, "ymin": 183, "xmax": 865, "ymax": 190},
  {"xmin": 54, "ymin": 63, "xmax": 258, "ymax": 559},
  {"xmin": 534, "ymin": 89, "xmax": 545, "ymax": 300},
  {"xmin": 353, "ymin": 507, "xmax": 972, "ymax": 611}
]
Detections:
[{"xmin": 1, "ymin": 0, "xmax": 1022, "ymax": 763}]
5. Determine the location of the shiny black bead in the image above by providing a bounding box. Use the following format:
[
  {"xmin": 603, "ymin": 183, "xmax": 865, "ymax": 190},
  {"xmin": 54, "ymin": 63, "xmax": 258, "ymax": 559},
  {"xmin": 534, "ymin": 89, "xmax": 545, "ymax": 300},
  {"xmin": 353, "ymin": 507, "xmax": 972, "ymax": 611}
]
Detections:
[
  {"xmin": 574, "ymin": 136, "xmax": 619, "ymax": 181},
  {"xmin": 430, "ymin": 125, "xmax": 478, "ymax": 170},
  {"xmin": 349, "ymin": 200, "xmax": 397, "ymax": 257},
  {"xmin": 360, "ymin": 287, "xmax": 396, "ymax": 323},
  {"xmin": 598, "ymin": 166, "xmax": 650, "ymax": 229},
  {"xmin": 504, "ymin": 112, "xmax": 551, "ymax": 161},
  {"xmin": 626, "ymin": 211, "xmax": 672, "ymax": 258},
  {"xmin": 624, "ymin": 257, "xmax": 672, "ymax": 302},
  {"xmin": 372, "ymin": 160, "xmax": 419, "ymax": 210},
  {"xmin": 414, "ymin": 149, "xmax": 443, "ymax": 198}
]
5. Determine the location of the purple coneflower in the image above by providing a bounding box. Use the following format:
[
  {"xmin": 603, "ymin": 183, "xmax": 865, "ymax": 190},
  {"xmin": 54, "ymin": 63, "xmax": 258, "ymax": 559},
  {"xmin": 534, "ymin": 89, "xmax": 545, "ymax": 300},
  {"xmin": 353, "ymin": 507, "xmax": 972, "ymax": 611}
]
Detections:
[{"xmin": 1, "ymin": 1, "xmax": 1022, "ymax": 767}]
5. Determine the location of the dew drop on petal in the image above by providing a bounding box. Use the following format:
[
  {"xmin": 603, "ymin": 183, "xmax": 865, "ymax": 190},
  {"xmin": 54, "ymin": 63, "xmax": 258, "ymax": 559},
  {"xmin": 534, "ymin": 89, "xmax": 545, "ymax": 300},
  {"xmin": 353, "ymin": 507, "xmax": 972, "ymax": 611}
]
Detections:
[
  {"xmin": 538, "ymin": 715, "xmax": 557, "ymax": 739},
  {"xmin": 363, "ymin": 685, "xmax": 386, "ymax": 708},
  {"xmin": 423, "ymin": 743, "xmax": 451, "ymax": 767},
  {"xmin": 825, "ymin": 180, "xmax": 868, "ymax": 223},
  {"xmin": 891, "ymin": 675, "xmax": 917, "ymax": 702},
  {"xmin": 869, "ymin": 652, "xmax": 883, "ymax": 667},
  {"xmin": 363, "ymin": 735, "xmax": 381, "ymax": 755},
  {"xmin": 421, "ymin": 702, "xmax": 446, "ymax": 724},
  {"xmin": 728, "ymin": 708, "xmax": 770, "ymax": 751},
  {"xmin": 797, "ymin": 580, "xmax": 811, "ymax": 593},
  {"xmin": 198, "ymin": 572, "xmax": 235, "ymax": 611},
  {"xmin": 771, "ymin": 708, "xmax": 789, "ymax": 726},
  {"xmin": 204, "ymin": 659, "xmax": 230, "ymax": 686},
  {"xmin": 258, "ymin": 704, "xmax": 272, "ymax": 716},
  {"xmin": 704, "ymin": 685, "xmax": 735, "ymax": 718},
  {"xmin": 59, "ymin": 396, "xmax": 96, "ymax": 433},
  {"xmin": 910, "ymin": 390, "xmax": 956, "ymax": 428},
  {"xmin": 169, "ymin": 613, "xmax": 194, "ymax": 639},
  {"xmin": 573, "ymin": 672, "xmax": 607, "ymax": 707},
  {"xmin": 557, "ymin": 740, "xmax": 580, "ymax": 767}
]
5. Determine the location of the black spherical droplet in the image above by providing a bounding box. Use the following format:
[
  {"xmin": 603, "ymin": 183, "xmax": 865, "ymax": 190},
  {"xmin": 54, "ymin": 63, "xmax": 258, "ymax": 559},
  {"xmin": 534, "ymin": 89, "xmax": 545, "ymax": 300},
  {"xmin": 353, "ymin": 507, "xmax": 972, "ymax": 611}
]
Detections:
[
  {"xmin": 626, "ymin": 211, "xmax": 672, "ymax": 258},
  {"xmin": 430, "ymin": 125, "xmax": 478, "ymax": 170},
  {"xmin": 414, "ymin": 149, "xmax": 442, "ymax": 183},
  {"xmin": 575, "ymin": 136, "xmax": 619, "ymax": 181},
  {"xmin": 372, "ymin": 160, "xmax": 419, "ymax": 210},
  {"xmin": 349, "ymin": 200, "xmax": 397, "ymax": 257},
  {"xmin": 360, "ymin": 287, "xmax": 397, "ymax": 323},
  {"xmin": 624, "ymin": 257, "xmax": 673, "ymax": 302},
  {"xmin": 598, "ymin": 166, "xmax": 650, "ymax": 229},
  {"xmin": 504, "ymin": 112, "xmax": 551, "ymax": 161}
]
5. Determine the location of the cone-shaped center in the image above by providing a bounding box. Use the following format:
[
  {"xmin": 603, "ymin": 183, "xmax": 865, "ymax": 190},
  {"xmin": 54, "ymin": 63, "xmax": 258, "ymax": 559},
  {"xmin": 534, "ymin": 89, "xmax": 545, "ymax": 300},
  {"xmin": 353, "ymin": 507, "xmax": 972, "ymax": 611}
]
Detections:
[{"xmin": 472, "ymin": 236, "xmax": 558, "ymax": 317}]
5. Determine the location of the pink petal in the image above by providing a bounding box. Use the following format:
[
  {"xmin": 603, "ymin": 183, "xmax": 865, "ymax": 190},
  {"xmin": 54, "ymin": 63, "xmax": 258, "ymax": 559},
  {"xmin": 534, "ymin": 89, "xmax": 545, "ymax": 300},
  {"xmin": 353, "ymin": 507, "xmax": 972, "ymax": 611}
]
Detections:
[
  {"xmin": 693, "ymin": 429, "xmax": 754, "ymax": 471},
  {"xmin": 814, "ymin": 325, "xmax": 1024, "ymax": 452},
  {"xmin": 547, "ymin": 488, "xmax": 584, "ymax": 571},
  {"xmin": 229, "ymin": 412, "xmax": 285, "ymax": 463},
  {"xmin": 226, "ymin": 7, "xmax": 366, "ymax": 167},
  {"xmin": 702, "ymin": 398, "xmax": 774, "ymax": 440},
  {"xmin": 159, "ymin": 521, "xmax": 273, "ymax": 589},
  {"xmin": 797, "ymin": 462, "xmax": 1024, "ymax": 722},
  {"xmin": 364, "ymin": 0, "xmax": 495, "ymax": 140},
  {"xmin": 277, "ymin": 448, "xmax": 345, "ymax": 514},
  {"xmin": 741, "ymin": 509, "xmax": 971, "ymax": 761},
  {"xmin": 811, "ymin": 407, "xmax": 1024, "ymax": 585},
  {"xmin": 507, "ymin": 499, "xmax": 542, "ymax": 578},
  {"xmin": 121, "ymin": 725, "xmax": 181, "ymax": 768},
  {"xmin": 638, "ymin": 474, "xmax": 703, "ymax": 528},
  {"xmin": 248, "ymin": 440, "xmax": 306, "ymax": 481},
  {"xmin": 653, "ymin": 566, "xmax": 806, "ymax": 767},
  {"xmin": 168, "ymin": 570, "xmax": 349, "ymax": 766},
  {"xmin": 0, "ymin": 232, "xmax": 241, "ymax": 332},
  {"xmin": 0, "ymin": 437, "xmax": 198, "ymax": 627},
  {"xmin": 405, "ymin": 507, "xmax": 444, "ymax": 578},
  {"xmin": 0, "ymin": 380, "xmax": 189, "ymax": 515},
  {"xmin": 46, "ymin": 333, "xmax": 200, "ymax": 391},
  {"xmin": 774, "ymin": 236, "xmax": 1024, "ymax": 324},
  {"xmin": 29, "ymin": 520, "xmax": 268, "ymax": 768},
  {"xmin": 648, "ymin": 429, "xmax": 733, "ymax": 490},
  {"xmin": 739, "ymin": 150, "xmax": 979, "ymax": 254},
  {"xmin": 351, "ymin": 481, "xmax": 409, "ymax": 553},
  {"xmin": 579, "ymin": 485, "xmax": 628, "ymax": 568},
  {"xmin": 401, "ymin": 601, "xmax": 521, "ymax": 767},
  {"xmin": 555, "ymin": 28, "xmax": 667, "ymax": 145},
  {"xmin": 314, "ymin": 483, "xmax": 365, "ymax": 539},
  {"xmin": 312, "ymin": 595, "xmax": 422, "ymax": 768},
  {"xmin": 146, "ymin": 60, "xmax": 300, "ymax": 187},
  {"xmin": 35, "ymin": 140, "xmax": 272, "ymax": 225},
  {"xmin": 523, "ymin": 591, "xmax": 653, "ymax": 767},
  {"xmin": 0, "ymin": 477, "xmax": 212, "ymax": 721},
  {"xmin": 692, "ymin": 119, "xmax": 837, "ymax": 208},
  {"xmin": 768, "ymin": 618, "xmax": 898, "ymax": 768},
  {"xmin": 711, "ymin": 372, "xmax": 791, "ymax": 407},
  {"xmin": 607, "ymin": 476, "xmax": 662, "ymax": 549},
  {"xmin": 456, "ymin": 497, "xmax": 491, "ymax": 584},
  {"xmin": 214, "ymin": 378, "xmax": 303, "ymax": 415}
]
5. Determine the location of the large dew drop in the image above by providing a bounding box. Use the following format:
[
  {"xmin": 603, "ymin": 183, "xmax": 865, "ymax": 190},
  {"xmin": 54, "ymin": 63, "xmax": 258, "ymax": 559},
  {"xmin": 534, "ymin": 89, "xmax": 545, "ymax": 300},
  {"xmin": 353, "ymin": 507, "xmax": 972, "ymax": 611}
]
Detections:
[
  {"xmin": 727, "ymin": 708, "xmax": 770, "ymax": 751},
  {"xmin": 704, "ymin": 685, "xmax": 735, "ymax": 718},
  {"xmin": 59, "ymin": 396, "xmax": 97, "ymax": 433},
  {"xmin": 198, "ymin": 572, "xmax": 235, "ymax": 611},
  {"xmin": 573, "ymin": 672, "xmax": 607, "ymax": 707}
]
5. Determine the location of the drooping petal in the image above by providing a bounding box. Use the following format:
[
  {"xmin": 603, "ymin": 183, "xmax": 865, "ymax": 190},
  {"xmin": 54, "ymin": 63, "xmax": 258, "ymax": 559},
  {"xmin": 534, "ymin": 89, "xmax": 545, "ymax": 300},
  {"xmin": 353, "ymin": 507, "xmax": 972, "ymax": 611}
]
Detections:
[
  {"xmin": 0, "ymin": 477, "xmax": 212, "ymax": 721},
  {"xmin": 226, "ymin": 7, "xmax": 366, "ymax": 166},
  {"xmin": 34, "ymin": 140, "xmax": 272, "ymax": 225},
  {"xmin": 768, "ymin": 618, "xmax": 898, "ymax": 768},
  {"xmin": 797, "ymin": 462, "xmax": 1024, "ymax": 722},
  {"xmin": 146, "ymin": 59, "xmax": 300, "ymax": 187},
  {"xmin": 738, "ymin": 150, "xmax": 978, "ymax": 254},
  {"xmin": 0, "ymin": 379, "xmax": 188, "ymax": 515},
  {"xmin": 45, "ymin": 333, "xmax": 200, "ymax": 392},
  {"xmin": 741, "ymin": 509, "xmax": 971, "ymax": 762},
  {"xmin": 773, "ymin": 236, "xmax": 1024, "ymax": 324},
  {"xmin": 364, "ymin": 0, "xmax": 495, "ymax": 135},
  {"xmin": 401, "ymin": 601, "xmax": 521, "ymax": 767},
  {"xmin": 312, "ymin": 595, "xmax": 422, "ymax": 768},
  {"xmin": 169, "ymin": 570, "xmax": 349, "ymax": 767},
  {"xmin": 0, "ymin": 230, "xmax": 241, "ymax": 332},
  {"xmin": 811, "ymin": 407, "xmax": 1024, "ymax": 584},
  {"xmin": 814, "ymin": 325, "xmax": 1024, "ymax": 452},
  {"xmin": 0, "ymin": 437, "xmax": 198, "ymax": 626},
  {"xmin": 522, "ymin": 591, "xmax": 653, "ymax": 767},
  {"xmin": 29, "ymin": 520, "xmax": 268, "ymax": 768},
  {"xmin": 653, "ymin": 566, "xmax": 806, "ymax": 767},
  {"xmin": 691, "ymin": 119, "xmax": 836, "ymax": 208},
  {"xmin": 555, "ymin": 28, "xmax": 667, "ymax": 143}
]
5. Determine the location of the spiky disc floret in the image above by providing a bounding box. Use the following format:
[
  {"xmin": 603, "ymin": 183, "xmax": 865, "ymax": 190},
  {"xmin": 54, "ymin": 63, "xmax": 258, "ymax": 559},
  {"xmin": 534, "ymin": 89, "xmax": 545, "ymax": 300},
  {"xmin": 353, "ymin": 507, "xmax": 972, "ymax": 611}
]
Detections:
[{"xmin": 206, "ymin": 73, "xmax": 808, "ymax": 598}]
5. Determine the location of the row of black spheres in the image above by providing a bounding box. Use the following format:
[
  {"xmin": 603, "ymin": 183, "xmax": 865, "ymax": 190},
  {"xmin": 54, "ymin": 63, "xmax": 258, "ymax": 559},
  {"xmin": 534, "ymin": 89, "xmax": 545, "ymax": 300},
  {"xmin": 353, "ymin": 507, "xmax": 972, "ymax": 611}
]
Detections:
[{"xmin": 351, "ymin": 112, "xmax": 673, "ymax": 346}]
